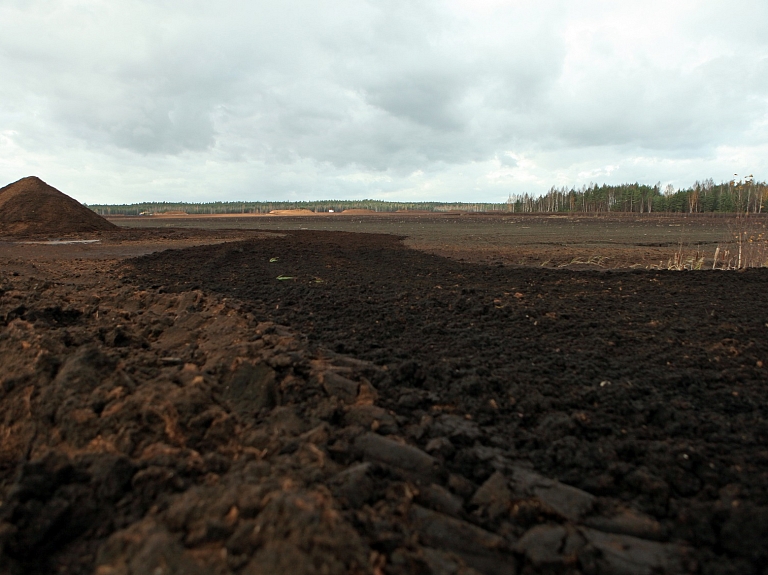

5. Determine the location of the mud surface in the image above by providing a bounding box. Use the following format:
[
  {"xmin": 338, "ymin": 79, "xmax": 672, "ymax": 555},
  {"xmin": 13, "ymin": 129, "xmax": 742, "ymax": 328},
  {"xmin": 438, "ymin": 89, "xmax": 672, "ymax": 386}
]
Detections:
[
  {"xmin": 1, "ymin": 229, "xmax": 767, "ymax": 574},
  {"xmin": 0, "ymin": 228, "xmax": 277, "ymax": 260}
]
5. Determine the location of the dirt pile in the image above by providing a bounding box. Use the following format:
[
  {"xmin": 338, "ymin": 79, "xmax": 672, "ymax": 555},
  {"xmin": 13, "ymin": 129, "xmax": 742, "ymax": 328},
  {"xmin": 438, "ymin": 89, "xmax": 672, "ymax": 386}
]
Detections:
[
  {"xmin": 0, "ymin": 176, "xmax": 116, "ymax": 237},
  {"xmin": 269, "ymin": 209, "xmax": 316, "ymax": 216}
]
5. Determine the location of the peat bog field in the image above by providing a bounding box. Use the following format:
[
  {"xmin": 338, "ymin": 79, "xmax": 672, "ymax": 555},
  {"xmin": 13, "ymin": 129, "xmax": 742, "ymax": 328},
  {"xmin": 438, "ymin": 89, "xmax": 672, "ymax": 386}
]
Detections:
[{"xmin": 0, "ymin": 216, "xmax": 766, "ymax": 574}]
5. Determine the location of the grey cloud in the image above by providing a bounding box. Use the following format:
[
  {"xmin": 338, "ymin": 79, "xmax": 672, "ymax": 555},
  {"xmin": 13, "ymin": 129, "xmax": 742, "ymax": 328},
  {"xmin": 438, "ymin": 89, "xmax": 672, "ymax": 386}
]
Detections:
[
  {"xmin": 546, "ymin": 52, "xmax": 768, "ymax": 152},
  {"xmin": 1, "ymin": 0, "xmax": 767, "ymax": 202},
  {"xmin": 58, "ymin": 95, "xmax": 216, "ymax": 155},
  {"xmin": 497, "ymin": 153, "xmax": 518, "ymax": 168},
  {"xmin": 363, "ymin": 72, "xmax": 467, "ymax": 131},
  {"xmin": 0, "ymin": 0, "xmax": 567, "ymax": 166}
]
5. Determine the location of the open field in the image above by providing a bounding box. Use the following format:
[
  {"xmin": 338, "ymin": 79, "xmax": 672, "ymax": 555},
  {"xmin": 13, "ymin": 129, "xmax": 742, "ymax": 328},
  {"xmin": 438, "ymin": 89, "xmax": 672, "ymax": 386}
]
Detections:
[
  {"xmin": 109, "ymin": 212, "xmax": 768, "ymax": 270},
  {"xmin": 1, "ymin": 218, "xmax": 767, "ymax": 574}
]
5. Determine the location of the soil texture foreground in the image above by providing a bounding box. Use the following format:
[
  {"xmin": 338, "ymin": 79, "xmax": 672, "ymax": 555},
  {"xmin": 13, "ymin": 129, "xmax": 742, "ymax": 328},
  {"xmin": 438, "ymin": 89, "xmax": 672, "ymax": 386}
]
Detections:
[{"xmin": 0, "ymin": 228, "xmax": 767, "ymax": 575}]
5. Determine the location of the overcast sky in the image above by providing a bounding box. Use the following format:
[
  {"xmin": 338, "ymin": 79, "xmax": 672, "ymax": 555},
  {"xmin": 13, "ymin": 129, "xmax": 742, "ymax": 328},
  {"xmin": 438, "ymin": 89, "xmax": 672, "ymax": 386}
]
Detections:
[{"xmin": 1, "ymin": 0, "xmax": 766, "ymax": 204}]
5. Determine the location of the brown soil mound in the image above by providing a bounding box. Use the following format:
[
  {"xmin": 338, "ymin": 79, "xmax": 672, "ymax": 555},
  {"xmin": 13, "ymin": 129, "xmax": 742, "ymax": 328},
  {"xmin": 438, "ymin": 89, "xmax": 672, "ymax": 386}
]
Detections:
[
  {"xmin": 269, "ymin": 209, "xmax": 316, "ymax": 215},
  {"xmin": 0, "ymin": 176, "xmax": 116, "ymax": 237}
]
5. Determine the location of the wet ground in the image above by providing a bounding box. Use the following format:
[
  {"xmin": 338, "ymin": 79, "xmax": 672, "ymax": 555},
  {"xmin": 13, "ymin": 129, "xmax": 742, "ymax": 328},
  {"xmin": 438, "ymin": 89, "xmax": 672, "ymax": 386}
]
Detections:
[{"xmin": 0, "ymin": 225, "xmax": 767, "ymax": 574}]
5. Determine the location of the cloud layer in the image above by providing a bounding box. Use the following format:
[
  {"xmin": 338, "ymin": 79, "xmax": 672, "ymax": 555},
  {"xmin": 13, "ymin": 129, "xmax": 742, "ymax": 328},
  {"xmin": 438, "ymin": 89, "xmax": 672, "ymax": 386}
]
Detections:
[{"xmin": 1, "ymin": 0, "xmax": 766, "ymax": 203}]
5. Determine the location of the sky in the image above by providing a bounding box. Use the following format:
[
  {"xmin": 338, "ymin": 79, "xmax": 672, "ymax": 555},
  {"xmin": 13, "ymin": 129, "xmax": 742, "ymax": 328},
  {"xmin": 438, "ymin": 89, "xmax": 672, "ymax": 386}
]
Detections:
[{"xmin": 1, "ymin": 0, "xmax": 767, "ymax": 204}]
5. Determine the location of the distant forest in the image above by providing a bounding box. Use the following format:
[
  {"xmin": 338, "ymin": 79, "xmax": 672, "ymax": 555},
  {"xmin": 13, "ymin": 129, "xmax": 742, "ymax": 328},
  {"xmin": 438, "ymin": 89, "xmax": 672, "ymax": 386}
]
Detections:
[{"xmin": 88, "ymin": 178, "xmax": 767, "ymax": 215}]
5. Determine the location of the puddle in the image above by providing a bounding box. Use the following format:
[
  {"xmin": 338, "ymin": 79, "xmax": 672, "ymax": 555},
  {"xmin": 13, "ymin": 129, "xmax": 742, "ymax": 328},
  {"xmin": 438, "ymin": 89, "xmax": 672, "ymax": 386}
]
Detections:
[{"xmin": 19, "ymin": 240, "xmax": 102, "ymax": 245}]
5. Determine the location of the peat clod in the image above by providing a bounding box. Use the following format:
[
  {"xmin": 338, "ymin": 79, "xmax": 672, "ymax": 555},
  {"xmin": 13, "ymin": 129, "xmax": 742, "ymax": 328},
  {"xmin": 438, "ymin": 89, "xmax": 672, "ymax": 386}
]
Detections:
[{"xmin": 0, "ymin": 176, "xmax": 116, "ymax": 237}]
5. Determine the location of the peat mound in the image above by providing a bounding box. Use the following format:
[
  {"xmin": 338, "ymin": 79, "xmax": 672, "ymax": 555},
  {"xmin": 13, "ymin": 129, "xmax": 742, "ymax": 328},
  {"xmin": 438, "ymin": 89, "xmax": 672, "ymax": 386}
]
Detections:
[
  {"xmin": 0, "ymin": 176, "xmax": 116, "ymax": 237},
  {"xmin": 269, "ymin": 209, "xmax": 316, "ymax": 216}
]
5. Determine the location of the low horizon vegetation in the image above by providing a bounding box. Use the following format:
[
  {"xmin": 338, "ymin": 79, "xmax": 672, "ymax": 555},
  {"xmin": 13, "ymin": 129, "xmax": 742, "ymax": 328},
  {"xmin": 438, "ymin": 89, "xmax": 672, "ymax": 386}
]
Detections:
[{"xmin": 87, "ymin": 177, "xmax": 767, "ymax": 216}]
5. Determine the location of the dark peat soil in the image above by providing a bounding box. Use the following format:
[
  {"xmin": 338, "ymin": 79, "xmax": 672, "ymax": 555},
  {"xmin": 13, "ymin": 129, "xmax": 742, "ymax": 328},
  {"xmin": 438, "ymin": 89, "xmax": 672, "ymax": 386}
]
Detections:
[{"xmin": 125, "ymin": 230, "xmax": 768, "ymax": 573}]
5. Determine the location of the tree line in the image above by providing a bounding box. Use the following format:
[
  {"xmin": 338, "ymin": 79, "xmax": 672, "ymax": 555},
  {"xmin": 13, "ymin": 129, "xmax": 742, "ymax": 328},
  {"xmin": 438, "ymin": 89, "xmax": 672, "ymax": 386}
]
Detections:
[
  {"xmin": 87, "ymin": 178, "xmax": 767, "ymax": 215},
  {"xmin": 508, "ymin": 178, "xmax": 767, "ymax": 214},
  {"xmin": 87, "ymin": 199, "xmax": 509, "ymax": 215}
]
